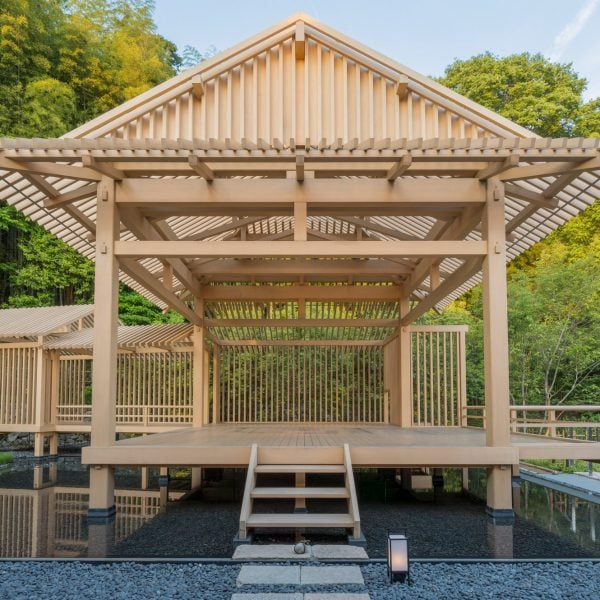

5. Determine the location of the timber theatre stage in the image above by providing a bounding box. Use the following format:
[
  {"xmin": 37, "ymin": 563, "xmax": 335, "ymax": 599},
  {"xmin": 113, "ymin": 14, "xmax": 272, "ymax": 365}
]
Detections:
[{"xmin": 1, "ymin": 13, "xmax": 599, "ymax": 537}]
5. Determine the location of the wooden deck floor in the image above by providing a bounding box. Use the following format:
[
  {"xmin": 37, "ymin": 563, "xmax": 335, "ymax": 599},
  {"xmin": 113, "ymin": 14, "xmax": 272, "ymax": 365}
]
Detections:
[{"xmin": 81, "ymin": 423, "xmax": 600, "ymax": 468}]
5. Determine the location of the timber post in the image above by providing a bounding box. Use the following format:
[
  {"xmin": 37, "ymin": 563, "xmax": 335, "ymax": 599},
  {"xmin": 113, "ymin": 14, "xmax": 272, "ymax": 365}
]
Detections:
[
  {"xmin": 88, "ymin": 176, "xmax": 119, "ymax": 521},
  {"xmin": 482, "ymin": 177, "xmax": 514, "ymax": 521}
]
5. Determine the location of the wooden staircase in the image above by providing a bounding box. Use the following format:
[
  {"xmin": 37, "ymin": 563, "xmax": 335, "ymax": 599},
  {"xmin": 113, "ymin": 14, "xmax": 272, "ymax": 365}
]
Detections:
[{"xmin": 238, "ymin": 444, "xmax": 361, "ymax": 542}]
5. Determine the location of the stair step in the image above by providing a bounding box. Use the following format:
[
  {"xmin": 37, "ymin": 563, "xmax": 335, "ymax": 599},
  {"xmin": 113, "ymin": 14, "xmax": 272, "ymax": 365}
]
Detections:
[
  {"xmin": 246, "ymin": 513, "xmax": 354, "ymax": 528},
  {"xmin": 255, "ymin": 464, "xmax": 345, "ymax": 474},
  {"xmin": 251, "ymin": 487, "xmax": 349, "ymax": 499}
]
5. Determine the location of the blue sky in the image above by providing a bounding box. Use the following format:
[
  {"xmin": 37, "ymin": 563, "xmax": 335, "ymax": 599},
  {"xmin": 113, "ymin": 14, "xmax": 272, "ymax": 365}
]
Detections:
[{"xmin": 154, "ymin": 0, "xmax": 600, "ymax": 100}]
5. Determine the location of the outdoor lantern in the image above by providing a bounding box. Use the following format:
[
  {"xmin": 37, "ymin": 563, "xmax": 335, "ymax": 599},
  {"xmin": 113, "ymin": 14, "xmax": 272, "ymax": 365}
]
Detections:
[{"xmin": 387, "ymin": 533, "xmax": 409, "ymax": 583}]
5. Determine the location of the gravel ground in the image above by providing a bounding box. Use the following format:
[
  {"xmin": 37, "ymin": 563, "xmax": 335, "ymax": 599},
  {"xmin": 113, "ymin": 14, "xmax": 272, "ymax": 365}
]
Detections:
[{"xmin": 0, "ymin": 561, "xmax": 599, "ymax": 600}]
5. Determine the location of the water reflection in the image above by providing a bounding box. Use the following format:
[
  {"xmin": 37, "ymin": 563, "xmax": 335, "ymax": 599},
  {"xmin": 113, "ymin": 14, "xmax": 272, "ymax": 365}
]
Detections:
[
  {"xmin": 0, "ymin": 459, "xmax": 183, "ymax": 558},
  {"xmin": 0, "ymin": 461, "xmax": 598, "ymax": 559}
]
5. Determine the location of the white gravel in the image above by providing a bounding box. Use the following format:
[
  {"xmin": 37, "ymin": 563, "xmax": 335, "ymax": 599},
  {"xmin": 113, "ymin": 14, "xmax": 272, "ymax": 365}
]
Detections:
[{"xmin": 0, "ymin": 560, "xmax": 598, "ymax": 600}]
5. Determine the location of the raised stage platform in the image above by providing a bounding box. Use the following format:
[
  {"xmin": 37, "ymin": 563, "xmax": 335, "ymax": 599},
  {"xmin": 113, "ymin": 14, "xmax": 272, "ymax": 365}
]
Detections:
[{"xmin": 81, "ymin": 424, "xmax": 600, "ymax": 468}]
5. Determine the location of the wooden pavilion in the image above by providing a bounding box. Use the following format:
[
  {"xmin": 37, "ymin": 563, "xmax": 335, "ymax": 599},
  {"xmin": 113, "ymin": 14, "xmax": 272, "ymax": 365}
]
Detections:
[{"xmin": 1, "ymin": 14, "xmax": 599, "ymax": 540}]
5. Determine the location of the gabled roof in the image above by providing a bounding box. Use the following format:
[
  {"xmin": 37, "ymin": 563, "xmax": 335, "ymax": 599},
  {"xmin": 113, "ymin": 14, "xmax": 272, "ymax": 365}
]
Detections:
[
  {"xmin": 0, "ymin": 13, "xmax": 598, "ymax": 313},
  {"xmin": 0, "ymin": 305, "xmax": 94, "ymax": 339}
]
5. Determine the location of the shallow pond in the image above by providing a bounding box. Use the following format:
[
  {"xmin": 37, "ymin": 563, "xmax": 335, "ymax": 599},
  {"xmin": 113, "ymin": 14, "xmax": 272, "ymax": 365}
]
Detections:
[{"xmin": 0, "ymin": 455, "xmax": 598, "ymax": 559}]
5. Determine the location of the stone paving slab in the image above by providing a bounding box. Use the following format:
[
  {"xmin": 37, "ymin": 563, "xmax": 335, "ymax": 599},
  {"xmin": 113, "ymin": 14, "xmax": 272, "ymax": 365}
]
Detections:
[
  {"xmin": 300, "ymin": 566, "xmax": 364, "ymax": 585},
  {"xmin": 304, "ymin": 595, "xmax": 370, "ymax": 599},
  {"xmin": 231, "ymin": 594, "xmax": 303, "ymax": 599},
  {"xmin": 311, "ymin": 545, "xmax": 368, "ymax": 560},
  {"xmin": 237, "ymin": 565, "xmax": 301, "ymax": 586},
  {"xmin": 233, "ymin": 545, "xmax": 311, "ymax": 561}
]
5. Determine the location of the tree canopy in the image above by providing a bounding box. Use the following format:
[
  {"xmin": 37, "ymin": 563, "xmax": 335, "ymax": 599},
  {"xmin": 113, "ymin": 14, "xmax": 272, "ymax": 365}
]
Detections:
[{"xmin": 438, "ymin": 52, "xmax": 599, "ymax": 138}]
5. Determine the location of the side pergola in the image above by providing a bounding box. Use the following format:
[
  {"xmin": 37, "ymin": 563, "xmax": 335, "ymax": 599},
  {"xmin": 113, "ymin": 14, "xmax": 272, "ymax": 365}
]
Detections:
[{"xmin": 0, "ymin": 14, "xmax": 599, "ymax": 520}]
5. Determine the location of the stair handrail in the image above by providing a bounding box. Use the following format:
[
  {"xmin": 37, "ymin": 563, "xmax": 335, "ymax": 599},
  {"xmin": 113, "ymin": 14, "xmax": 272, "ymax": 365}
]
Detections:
[
  {"xmin": 343, "ymin": 443, "xmax": 361, "ymax": 540},
  {"xmin": 239, "ymin": 443, "xmax": 258, "ymax": 540}
]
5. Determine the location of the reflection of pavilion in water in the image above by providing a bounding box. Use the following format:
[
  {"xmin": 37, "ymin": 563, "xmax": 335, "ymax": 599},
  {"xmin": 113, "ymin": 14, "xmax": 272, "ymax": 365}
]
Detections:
[
  {"xmin": 520, "ymin": 479, "xmax": 597, "ymax": 547},
  {"xmin": 0, "ymin": 465, "xmax": 183, "ymax": 558}
]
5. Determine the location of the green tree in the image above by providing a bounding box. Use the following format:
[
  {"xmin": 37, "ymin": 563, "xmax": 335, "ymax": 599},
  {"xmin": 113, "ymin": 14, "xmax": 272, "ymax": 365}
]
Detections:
[{"xmin": 437, "ymin": 52, "xmax": 587, "ymax": 137}]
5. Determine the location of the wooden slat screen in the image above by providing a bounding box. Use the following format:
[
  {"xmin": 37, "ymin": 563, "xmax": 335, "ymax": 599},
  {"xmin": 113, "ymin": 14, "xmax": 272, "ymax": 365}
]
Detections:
[
  {"xmin": 411, "ymin": 327, "xmax": 467, "ymax": 426},
  {"xmin": 219, "ymin": 345, "xmax": 384, "ymax": 423},
  {"xmin": 57, "ymin": 351, "xmax": 193, "ymax": 426},
  {"xmin": 0, "ymin": 346, "xmax": 37, "ymax": 426}
]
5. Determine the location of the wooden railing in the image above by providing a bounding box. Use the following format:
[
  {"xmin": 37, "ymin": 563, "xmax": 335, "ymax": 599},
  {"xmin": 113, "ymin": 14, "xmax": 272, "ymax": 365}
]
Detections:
[{"xmin": 462, "ymin": 404, "xmax": 600, "ymax": 440}]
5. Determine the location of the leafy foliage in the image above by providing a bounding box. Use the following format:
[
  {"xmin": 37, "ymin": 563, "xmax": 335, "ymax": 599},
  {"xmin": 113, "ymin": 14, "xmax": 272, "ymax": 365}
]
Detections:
[{"xmin": 437, "ymin": 52, "xmax": 598, "ymax": 137}]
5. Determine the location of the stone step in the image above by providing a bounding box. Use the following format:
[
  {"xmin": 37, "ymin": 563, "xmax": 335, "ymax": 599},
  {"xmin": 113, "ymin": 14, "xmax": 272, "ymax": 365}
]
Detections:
[
  {"xmin": 232, "ymin": 544, "xmax": 368, "ymax": 562},
  {"xmin": 255, "ymin": 464, "xmax": 346, "ymax": 474},
  {"xmin": 246, "ymin": 513, "xmax": 354, "ymax": 529},
  {"xmin": 232, "ymin": 595, "xmax": 370, "ymax": 600},
  {"xmin": 236, "ymin": 565, "xmax": 365, "ymax": 587},
  {"xmin": 231, "ymin": 595, "xmax": 370, "ymax": 600},
  {"xmin": 251, "ymin": 487, "xmax": 349, "ymax": 499}
]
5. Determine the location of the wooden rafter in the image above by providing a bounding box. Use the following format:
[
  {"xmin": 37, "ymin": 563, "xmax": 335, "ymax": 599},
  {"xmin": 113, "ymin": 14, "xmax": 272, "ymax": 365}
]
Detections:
[
  {"xmin": 82, "ymin": 156, "xmax": 125, "ymax": 180},
  {"xmin": 119, "ymin": 259, "xmax": 199, "ymax": 324},
  {"xmin": 119, "ymin": 206, "xmax": 201, "ymax": 296}
]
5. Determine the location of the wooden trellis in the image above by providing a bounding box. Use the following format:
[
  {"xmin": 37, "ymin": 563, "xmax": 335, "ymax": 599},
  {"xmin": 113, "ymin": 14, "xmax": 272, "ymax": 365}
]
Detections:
[{"xmin": 218, "ymin": 344, "xmax": 385, "ymax": 423}]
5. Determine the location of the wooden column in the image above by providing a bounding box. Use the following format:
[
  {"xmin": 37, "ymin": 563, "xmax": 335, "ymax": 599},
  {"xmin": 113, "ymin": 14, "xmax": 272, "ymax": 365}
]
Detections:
[
  {"xmin": 212, "ymin": 348, "xmax": 220, "ymax": 423},
  {"xmin": 398, "ymin": 294, "xmax": 412, "ymax": 427},
  {"xmin": 203, "ymin": 347, "xmax": 210, "ymax": 424},
  {"xmin": 482, "ymin": 178, "xmax": 513, "ymax": 519},
  {"xmin": 34, "ymin": 337, "xmax": 47, "ymax": 442},
  {"xmin": 88, "ymin": 176, "xmax": 119, "ymax": 519},
  {"xmin": 192, "ymin": 297, "xmax": 205, "ymax": 427}
]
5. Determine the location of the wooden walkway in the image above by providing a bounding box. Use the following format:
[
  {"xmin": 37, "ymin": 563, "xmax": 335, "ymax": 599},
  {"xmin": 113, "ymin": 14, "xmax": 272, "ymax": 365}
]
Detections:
[{"xmin": 81, "ymin": 424, "xmax": 600, "ymax": 468}]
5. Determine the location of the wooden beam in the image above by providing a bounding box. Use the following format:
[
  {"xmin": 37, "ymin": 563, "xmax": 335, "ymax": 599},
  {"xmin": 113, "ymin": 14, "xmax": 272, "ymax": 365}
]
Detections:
[
  {"xmin": 498, "ymin": 156, "xmax": 600, "ymax": 182},
  {"xmin": 188, "ymin": 155, "xmax": 214, "ymax": 181},
  {"xmin": 542, "ymin": 172, "xmax": 580, "ymax": 198},
  {"xmin": 190, "ymin": 258, "xmax": 410, "ymax": 277},
  {"xmin": 476, "ymin": 154, "xmax": 519, "ymax": 180},
  {"xmin": 295, "ymin": 21, "xmax": 305, "ymax": 60},
  {"xmin": 0, "ymin": 156, "xmax": 102, "ymax": 181},
  {"xmin": 216, "ymin": 339, "xmax": 384, "ymax": 347},
  {"xmin": 504, "ymin": 182, "xmax": 559, "ymax": 209},
  {"xmin": 387, "ymin": 155, "xmax": 412, "ymax": 181},
  {"xmin": 114, "ymin": 240, "xmax": 487, "ymax": 259},
  {"xmin": 63, "ymin": 204, "xmax": 96, "ymax": 234},
  {"xmin": 337, "ymin": 216, "xmax": 419, "ymax": 241},
  {"xmin": 401, "ymin": 257, "xmax": 482, "ymax": 324},
  {"xmin": 22, "ymin": 172, "xmax": 59, "ymax": 198},
  {"xmin": 199, "ymin": 284, "xmax": 402, "ymax": 301},
  {"xmin": 119, "ymin": 206, "xmax": 201, "ymax": 296},
  {"xmin": 116, "ymin": 178, "xmax": 485, "ymax": 215},
  {"xmin": 395, "ymin": 75, "xmax": 409, "ymax": 99},
  {"xmin": 82, "ymin": 156, "xmax": 125, "ymax": 180},
  {"xmin": 119, "ymin": 259, "xmax": 199, "ymax": 324},
  {"xmin": 404, "ymin": 205, "xmax": 484, "ymax": 295},
  {"xmin": 44, "ymin": 183, "xmax": 98, "ymax": 209},
  {"xmin": 191, "ymin": 75, "xmax": 204, "ymax": 98},
  {"xmin": 205, "ymin": 318, "xmax": 398, "ymax": 328},
  {"xmin": 182, "ymin": 217, "xmax": 265, "ymax": 241}
]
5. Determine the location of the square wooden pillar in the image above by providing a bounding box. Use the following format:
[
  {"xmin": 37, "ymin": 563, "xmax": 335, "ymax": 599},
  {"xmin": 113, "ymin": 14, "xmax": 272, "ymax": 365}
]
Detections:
[
  {"xmin": 88, "ymin": 176, "xmax": 119, "ymax": 520},
  {"xmin": 192, "ymin": 297, "xmax": 205, "ymax": 427},
  {"xmin": 212, "ymin": 348, "xmax": 221, "ymax": 423},
  {"xmin": 398, "ymin": 294, "xmax": 412, "ymax": 427},
  {"xmin": 482, "ymin": 178, "xmax": 513, "ymax": 520}
]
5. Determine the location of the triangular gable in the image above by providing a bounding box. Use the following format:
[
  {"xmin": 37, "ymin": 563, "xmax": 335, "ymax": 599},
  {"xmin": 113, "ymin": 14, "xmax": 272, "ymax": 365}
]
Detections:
[{"xmin": 67, "ymin": 13, "xmax": 536, "ymax": 144}]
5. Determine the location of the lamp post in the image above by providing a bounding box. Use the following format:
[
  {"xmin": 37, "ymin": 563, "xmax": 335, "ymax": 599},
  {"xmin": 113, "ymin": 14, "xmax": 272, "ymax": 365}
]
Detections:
[{"xmin": 387, "ymin": 532, "xmax": 409, "ymax": 583}]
